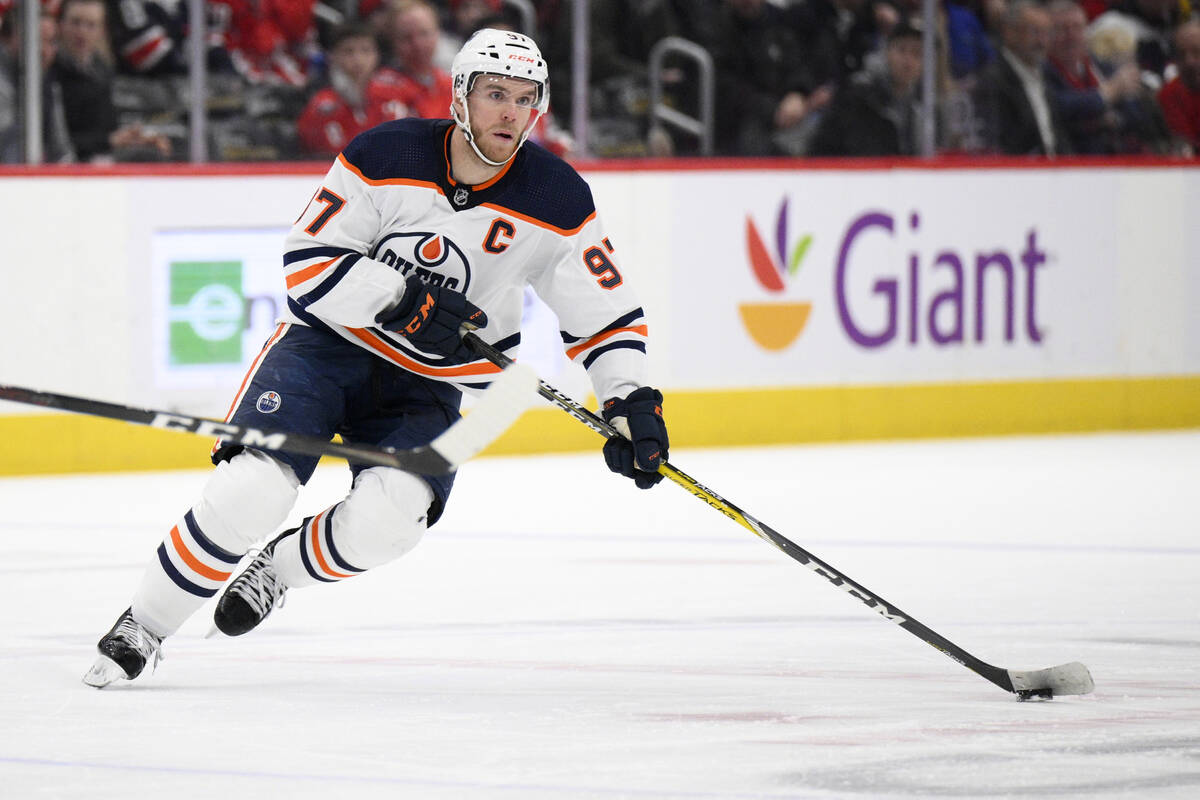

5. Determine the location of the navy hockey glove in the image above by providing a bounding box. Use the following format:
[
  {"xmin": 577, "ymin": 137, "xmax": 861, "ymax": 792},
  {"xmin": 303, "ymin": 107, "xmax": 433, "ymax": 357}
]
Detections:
[
  {"xmin": 601, "ymin": 387, "xmax": 668, "ymax": 489},
  {"xmin": 376, "ymin": 275, "xmax": 488, "ymax": 359}
]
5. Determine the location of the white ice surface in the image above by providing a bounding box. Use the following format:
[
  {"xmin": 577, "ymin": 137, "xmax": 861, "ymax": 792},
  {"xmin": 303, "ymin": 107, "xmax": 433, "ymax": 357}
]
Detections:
[{"xmin": 1, "ymin": 431, "xmax": 1198, "ymax": 799}]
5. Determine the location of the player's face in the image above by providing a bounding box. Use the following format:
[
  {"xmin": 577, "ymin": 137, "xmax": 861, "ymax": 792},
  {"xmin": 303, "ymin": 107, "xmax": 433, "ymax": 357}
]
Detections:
[{"xmin": 464, "ymin": 75, "xmax": 540, "ymax": 163}]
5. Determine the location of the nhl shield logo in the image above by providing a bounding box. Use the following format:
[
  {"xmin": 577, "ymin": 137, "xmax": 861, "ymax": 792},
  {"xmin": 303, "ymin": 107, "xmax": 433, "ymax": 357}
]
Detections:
[
  {"xmin": 255, "ymin": 391, "xmax": 282, "ymax": 414},
  {"xmin": 452, "ymin": 187, "xmax": 469, "ymax": 207}
]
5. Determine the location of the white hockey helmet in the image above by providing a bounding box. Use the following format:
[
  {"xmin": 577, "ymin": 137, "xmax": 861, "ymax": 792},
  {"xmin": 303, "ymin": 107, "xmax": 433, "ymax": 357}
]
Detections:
[{"xmin": 450, "ymin": 28, "xmax": 550, "ymax": 166}]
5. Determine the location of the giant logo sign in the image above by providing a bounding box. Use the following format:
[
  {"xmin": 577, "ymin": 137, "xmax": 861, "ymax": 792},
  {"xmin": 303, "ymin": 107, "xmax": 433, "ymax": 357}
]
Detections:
[
  {"xmin": 835, "ymin": 211, "xmax": 1048, "ymax": 349},
  {"xmin": 741, "ymin": 197, "xmax": 814, "ymax": 351},
  {"xmin": 741, "ymin": 199, "xmax": 1051, "ymax": 353}
]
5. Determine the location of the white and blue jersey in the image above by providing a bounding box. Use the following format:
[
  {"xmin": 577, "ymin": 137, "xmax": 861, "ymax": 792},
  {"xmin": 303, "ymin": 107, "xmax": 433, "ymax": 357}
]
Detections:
[{"xmin": 279, "ymin": 117, "xmax": 649, "ymax": 400}]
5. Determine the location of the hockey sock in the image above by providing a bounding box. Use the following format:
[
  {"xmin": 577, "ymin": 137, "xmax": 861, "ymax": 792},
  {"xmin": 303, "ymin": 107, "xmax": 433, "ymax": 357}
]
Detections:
[
  {"xmin": 272, "ymin": 467, "xmax": 433, "ymax": 589},
  {"xmin": 131, "ymin": 510, "xmax": 242, "ymax": 637},
  {"xmin": 129, "ymin": 450, "xmax": 299, "ymax": 636},
  {"xmin": 271, "ymin": 508, "xmax": 366, "ymax": 588}
]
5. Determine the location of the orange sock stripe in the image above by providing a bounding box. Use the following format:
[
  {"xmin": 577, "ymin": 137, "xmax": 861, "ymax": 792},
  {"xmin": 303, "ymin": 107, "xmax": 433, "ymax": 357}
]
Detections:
[
  {"xmin": 169, "ymin": 524, "xmax": 233, "ymax": 582},
  {"xmin": 309, "ymin": 511, "xmax": 354, "ymax": 580}
]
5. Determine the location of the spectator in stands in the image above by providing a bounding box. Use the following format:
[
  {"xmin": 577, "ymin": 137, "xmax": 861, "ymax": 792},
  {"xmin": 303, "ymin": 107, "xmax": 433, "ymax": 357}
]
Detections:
[
  {"xmin": 539, "ymin": 0, "xmax": 691, "ymax": 155},
  {"xmin": 381, "ymin": 0, "xmax": 453, "ymax": 118},
  {"xmin": 789, "ymin": 0, "xmax": 890, "ymax": 91},
  {"xmin": 785, "ymin": 0, "xmax": 912, "ymax": 154},
  {"xmin": 53, "ymin": 0, "xmax": 117, "ymax": 160},
  {"xmin": 296, "ymin": 23, "xmax": 413, "ymax": 156},
  {"xmin": 0, "ymin": 12, "xmax": 20, "ymax": 158},
  {"xmin": 590, "ymin": 0, "xmax": 684, "ymax": 103},
  {"xmin": 709, "ymin": 0, "xmax": 817, "ymax": 155},
  {"xmin": 810, "ymin": 19, "xmax": 926, "ymax": 156},
  {"xmin": 104, "ymin": 0, "xmax": 234, "ymax": 77},
  {"xmin": 1087, "ymin": 0, "xmax": 1180, "ymax": 87},
  {"xmin": 1045, "ymin": 0, "xmax": 1168, "ymax": 152},
  {"xmin": 974, "ymin": 0, "xmax": 1072, "ymax": 155},
  {"xmin": 590, "ymin": 0, "xmax": 687, "ymax": 155},
  {"xmin": 938, "ymin": 2, "xmax": 992, "ymax": 153},
  {"xmin": 208, "ymin": 0, "xmax": 318, "ymax": 87},
  {"xmin": 1158, "ymin": 17, "xmax": 1200, "ymax": 156},
  {"xmin": 0, "ymin": 7, "xmax": 75, "ymax": 162},
  {"xmin": 106, "ymin": 0, "xmax": 185, "ymax": 75},
  {"xmin": 51, "ymin": 0, "xmax": 167, "ymax": 161},
  {"xmin": 944, "ymin": 1, "xmax": 996, "ymax": 79}
]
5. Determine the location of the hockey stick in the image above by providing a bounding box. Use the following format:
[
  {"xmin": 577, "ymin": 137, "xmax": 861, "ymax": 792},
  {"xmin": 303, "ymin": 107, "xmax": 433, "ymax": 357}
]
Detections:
[
  {"xmin": 463, "ymin": 333, "xmax": 1094, "ymax": 700},
  {"xmin": 0, "ymin": 363, "xmax": 537, "ymax": 476}
]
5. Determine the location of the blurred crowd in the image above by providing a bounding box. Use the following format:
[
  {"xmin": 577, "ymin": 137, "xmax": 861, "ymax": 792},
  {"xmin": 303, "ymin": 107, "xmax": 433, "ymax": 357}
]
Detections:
[{"xmin": 1, "ymin": 0, "xmax": 1197, "ymax": 164}]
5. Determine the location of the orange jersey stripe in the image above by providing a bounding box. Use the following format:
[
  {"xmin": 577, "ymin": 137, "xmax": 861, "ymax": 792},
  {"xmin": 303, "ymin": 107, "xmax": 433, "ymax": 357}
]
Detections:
[
  {"xmin": 442, "ymin": 126, "xmax": 515, "ymax": 191},
  {"xmin": 337, "ymin": 153, "xmax": 442, "ymax": 192},
  {"xmin": 470, "ymin": 161, "xmax": 513, "ymax": 191},
  {"xmin": 479, "ymin": 203, "xmax": 596, "ymax": 237},
  {"xmin": 213, "ymin": 323, "xmax": 288, "ymax": 456},
  {"xmin": 309, "ymin": 511, "xmax": 354, "ymax": 580},
  {"xmin": 565, "ymin": 324, "xmax": 649, "ymax": 361},
  {"xmin": 169, "ymin": 525, "xmax": 233, "ymax": 582},
  {"xmin": 285, "ymin": 256, "xmax": 341, "ymax": 290},
  {"xmin": 220, "ymin": 323, "xmax": 288, "ymax": 423},
  {"xmin": 345, "ymin": 328, "xmax": 504, "ymax": 379}
]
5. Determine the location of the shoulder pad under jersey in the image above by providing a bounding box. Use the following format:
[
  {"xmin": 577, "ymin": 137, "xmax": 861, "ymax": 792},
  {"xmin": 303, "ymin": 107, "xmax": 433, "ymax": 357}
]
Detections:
[
  {"xmin": 492, "ymin": 141, "xmax": 596, "ymax": 234},
  {"xmin": 340, "ymin": 118, "xmax": 449, "ymax": 184}
]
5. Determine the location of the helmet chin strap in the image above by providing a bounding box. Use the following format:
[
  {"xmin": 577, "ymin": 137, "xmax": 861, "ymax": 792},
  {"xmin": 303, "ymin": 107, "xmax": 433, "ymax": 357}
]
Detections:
[{"xmin": 451, "ymin": 102, "xmax": 537, "ymax": 169}]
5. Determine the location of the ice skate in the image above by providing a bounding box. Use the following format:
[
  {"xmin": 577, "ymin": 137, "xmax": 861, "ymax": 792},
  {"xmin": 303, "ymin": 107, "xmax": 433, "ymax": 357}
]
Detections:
[
  {"xmin": 212, "ymin": 534, "xmax": 288, "ymax": 636},
  {"xmin": 83, "ymin": 608, "xmax": 164, "ymax": 688}
]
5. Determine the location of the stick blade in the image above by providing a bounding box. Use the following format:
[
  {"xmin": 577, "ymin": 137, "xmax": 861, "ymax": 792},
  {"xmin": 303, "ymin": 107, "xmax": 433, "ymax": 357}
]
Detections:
[
  {"xmin": 427, "ymin": 364, "xmax": 537, "ymax": 469},
  {"xmin": 1009, "ymin": 661, "xmax": 1094, "ymax": 700}
]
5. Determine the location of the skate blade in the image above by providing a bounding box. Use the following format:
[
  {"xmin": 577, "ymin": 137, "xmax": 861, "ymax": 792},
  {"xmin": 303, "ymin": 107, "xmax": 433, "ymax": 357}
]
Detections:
[
  {"xmin": 203, "ymin": 623, "xmax": 223, "ymax": 639},
  {"xmin": 82, "ymin": 655, "xmax": 129, "ymax": 689}
]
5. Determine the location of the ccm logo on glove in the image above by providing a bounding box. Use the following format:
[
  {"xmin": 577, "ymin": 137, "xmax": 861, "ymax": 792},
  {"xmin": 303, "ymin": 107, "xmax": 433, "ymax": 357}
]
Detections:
[
  {"xmin": 376, "ymin": 275, "xmax": 488, "ymax": 360},
  {"xmin": 402, "ymin": 291, "xmax": 485, "ymax": 335}
]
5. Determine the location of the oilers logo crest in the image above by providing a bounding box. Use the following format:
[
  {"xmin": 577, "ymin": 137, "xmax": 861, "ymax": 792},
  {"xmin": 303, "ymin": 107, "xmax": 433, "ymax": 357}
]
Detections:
[
  {"xmin": 371, "ymin": 231, "xmax": 472, "ymax": 292},
  {"xmin": 256, "ymin": 391, "xmax": 282, "ymax": 413}
]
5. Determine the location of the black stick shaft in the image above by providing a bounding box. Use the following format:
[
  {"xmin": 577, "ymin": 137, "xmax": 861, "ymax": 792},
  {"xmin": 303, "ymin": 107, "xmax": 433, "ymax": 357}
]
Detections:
[
  {"xmin": 462, "ymin": 333, "xmax": 1016, "ymax": 694},
  {"xmin": 0, "ymin": 384, "xmax": 450, "ymax": 474}
]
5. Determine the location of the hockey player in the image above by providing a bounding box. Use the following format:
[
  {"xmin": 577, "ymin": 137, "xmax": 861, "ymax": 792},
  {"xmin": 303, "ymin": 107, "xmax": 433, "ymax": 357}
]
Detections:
[{"xmin": 83, "ymin": 29, "xmax": 669, "ymax": 688}]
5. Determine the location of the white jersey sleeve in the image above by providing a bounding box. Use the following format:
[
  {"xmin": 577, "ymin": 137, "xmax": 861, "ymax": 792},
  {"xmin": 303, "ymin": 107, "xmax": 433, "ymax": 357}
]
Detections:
[
  {"xmin": 531, "ymin": 213, "xmax": 648, "ymax": 404},
  {"xmin": 281, "ymin": 155, "xmax": 411, "ymax": 328}
]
